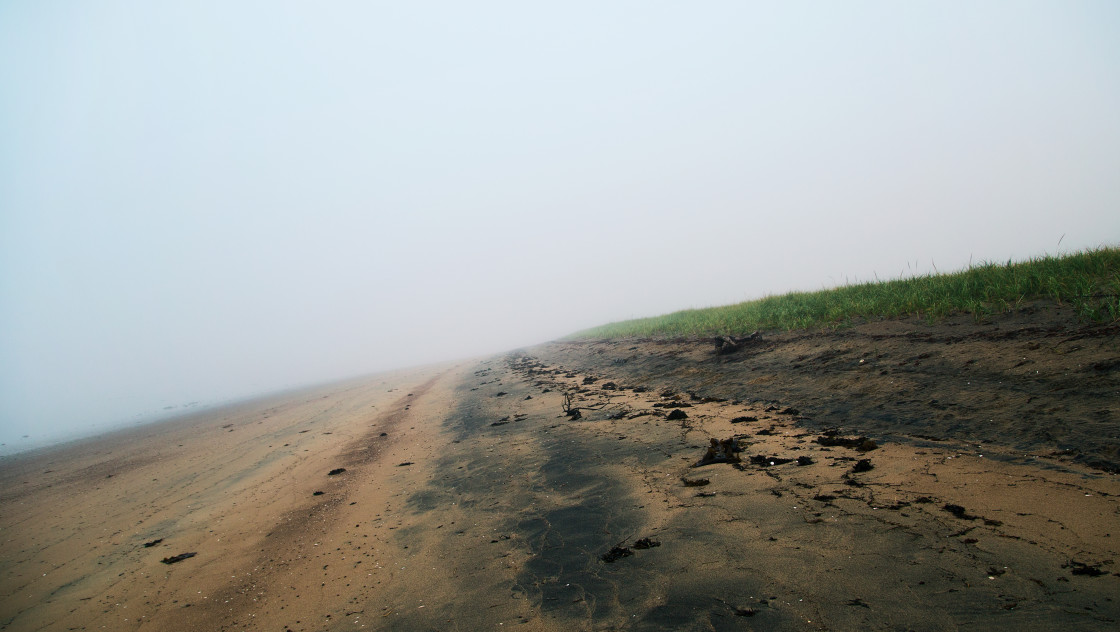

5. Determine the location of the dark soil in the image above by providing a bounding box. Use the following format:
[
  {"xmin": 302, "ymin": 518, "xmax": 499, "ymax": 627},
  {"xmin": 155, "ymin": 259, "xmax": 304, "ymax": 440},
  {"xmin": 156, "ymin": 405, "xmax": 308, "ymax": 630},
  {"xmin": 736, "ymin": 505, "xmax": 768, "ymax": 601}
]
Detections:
[{"xmin": 541, "ymin": 304, "xmax": 1120, "ymax": 472}]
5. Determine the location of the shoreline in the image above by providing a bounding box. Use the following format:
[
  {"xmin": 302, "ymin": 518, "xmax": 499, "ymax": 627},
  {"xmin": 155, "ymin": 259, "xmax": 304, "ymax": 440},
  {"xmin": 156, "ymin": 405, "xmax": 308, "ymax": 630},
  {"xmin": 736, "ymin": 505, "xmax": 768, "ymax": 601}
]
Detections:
[{"xmin": 2, "ymin": 308, "xmax": 1117, "ymax": 630}]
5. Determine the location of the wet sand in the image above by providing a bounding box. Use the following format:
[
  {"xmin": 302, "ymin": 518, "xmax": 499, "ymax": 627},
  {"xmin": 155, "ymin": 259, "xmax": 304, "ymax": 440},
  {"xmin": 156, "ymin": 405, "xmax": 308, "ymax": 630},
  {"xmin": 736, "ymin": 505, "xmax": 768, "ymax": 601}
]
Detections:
[{"xmin": 2, "ymin": 308, "xmax": 1118, "ymax": 630}]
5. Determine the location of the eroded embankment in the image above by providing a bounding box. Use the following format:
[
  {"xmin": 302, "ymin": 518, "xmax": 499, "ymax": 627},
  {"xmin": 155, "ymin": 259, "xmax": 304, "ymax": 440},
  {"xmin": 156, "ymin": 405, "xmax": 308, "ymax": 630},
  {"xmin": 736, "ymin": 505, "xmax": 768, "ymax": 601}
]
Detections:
[{"xmin": 544, "ymin": 306, "xmax": 1120, "ymax": 473}]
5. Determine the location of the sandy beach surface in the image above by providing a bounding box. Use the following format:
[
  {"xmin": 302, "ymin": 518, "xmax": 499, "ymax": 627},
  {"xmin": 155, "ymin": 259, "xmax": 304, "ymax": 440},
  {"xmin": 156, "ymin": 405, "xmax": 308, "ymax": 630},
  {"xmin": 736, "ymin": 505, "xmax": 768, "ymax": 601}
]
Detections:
[{"xmin": 2, "ymin": 307, "xmax": 1118, "ymax": 631}]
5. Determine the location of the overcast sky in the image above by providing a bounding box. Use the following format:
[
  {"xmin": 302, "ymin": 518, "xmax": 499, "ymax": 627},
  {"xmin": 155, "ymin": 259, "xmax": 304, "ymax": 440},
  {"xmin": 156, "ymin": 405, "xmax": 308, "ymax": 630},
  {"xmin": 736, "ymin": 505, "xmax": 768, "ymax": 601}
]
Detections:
[{"xmin": 2, "ymin": 1, "xmax": 1118, "ymax": 451}]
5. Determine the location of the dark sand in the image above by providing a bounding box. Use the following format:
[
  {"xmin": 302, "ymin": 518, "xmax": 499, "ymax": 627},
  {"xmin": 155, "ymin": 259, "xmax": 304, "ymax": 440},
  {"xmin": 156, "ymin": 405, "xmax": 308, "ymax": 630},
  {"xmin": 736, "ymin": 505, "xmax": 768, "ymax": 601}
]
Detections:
[{"xmin": 2, "ymin": 305, "xmax": 1117, "ymax": 630}]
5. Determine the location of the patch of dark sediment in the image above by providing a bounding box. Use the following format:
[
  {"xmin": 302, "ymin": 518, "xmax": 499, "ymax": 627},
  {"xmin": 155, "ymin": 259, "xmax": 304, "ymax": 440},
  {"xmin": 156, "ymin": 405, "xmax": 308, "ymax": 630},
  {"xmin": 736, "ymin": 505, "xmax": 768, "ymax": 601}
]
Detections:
[{"xmin": 392, "ymin": 362, "xmax": 660, "ymax": 629}]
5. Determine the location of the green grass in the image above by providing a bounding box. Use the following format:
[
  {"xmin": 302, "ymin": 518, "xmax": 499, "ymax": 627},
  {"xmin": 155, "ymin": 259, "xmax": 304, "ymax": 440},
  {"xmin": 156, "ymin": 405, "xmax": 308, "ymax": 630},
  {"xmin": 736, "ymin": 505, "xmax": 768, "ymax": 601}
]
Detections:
[{"xmin": 567, "ymin": 247, "xmax": 1120, "ymax": 339}]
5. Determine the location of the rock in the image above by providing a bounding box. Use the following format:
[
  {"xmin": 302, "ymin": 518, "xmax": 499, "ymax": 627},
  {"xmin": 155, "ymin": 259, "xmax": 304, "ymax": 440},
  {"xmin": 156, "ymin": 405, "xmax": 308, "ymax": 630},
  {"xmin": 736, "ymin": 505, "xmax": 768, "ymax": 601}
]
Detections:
[{"xmin": 328, "ymin": 468, "xmax": 346, "ymax": 476}]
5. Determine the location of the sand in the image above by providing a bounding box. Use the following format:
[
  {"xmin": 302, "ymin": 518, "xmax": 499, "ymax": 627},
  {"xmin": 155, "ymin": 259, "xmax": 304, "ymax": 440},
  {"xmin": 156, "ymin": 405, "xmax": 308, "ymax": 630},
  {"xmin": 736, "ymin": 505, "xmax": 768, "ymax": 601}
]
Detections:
[{"xmin": 2, "ymin": 307, "xmax": 1117, "ymax": 630}]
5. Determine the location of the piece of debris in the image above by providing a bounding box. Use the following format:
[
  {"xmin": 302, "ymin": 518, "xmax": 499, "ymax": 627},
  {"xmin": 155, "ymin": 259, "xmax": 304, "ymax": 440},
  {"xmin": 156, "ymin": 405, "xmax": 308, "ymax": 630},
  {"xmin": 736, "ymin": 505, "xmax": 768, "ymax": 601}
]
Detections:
[
  {"xmin": 1066, "ymin": 561, "xmax": 1106, "ymax": 577},
  {"xmin": 734, "ymin": 607, "xmax": 758, "ymax": 617},
  {"xmin": 851, "ymin": 459, "xmax": 874, "ymax": 473},
  {"xmin": 313, "ymin": 491, "xmax": 325, "ymax": 496},
  {"xmin": 562, "ymin": 392, "xmax": 582, "ymax": 419},
  {"xmin": 714, "ymin": 332, "xmax": 759, "ymax": 354},
  {"xmin": 142, "ymin": 539, "xmax": 163, "ymax": 548},
  {"xmin": 397, "ymin": 462, "xmax": 413, "ymax": 467},
  {"xmin": 328, "ymin": 468, "xmax": 347, "ymax": 476},
  {"xmin": 942, "ymin": 504, "xmax": 980, "ymax": 520},
  {"xmin": 694, "ymin": 438, "xmax": 741, "ymax": 466},
  {"xmin": 490, "ymin": 421, "xmax": 509, "ymax": 427},
  {"xmin": 633, "ymin": 537, "xmax": 661, "ymax": 549},
  {"xmin": 681, "ymin": 477, "xmax": 710, "ymax": 487},
  {"xmin": 750, "ymin": 455, "xmax": 794, "ymax": 467},
  {"xmin": 601, "ymin": 546, "xmax": 633, "ymax": 563},
  {"xmin": 816, "ymin": 433, "xmax": 879, "ymax": 451},
  {"xmin": 161, "ymin": 552, "xmax": 197, "ymax": 565}
]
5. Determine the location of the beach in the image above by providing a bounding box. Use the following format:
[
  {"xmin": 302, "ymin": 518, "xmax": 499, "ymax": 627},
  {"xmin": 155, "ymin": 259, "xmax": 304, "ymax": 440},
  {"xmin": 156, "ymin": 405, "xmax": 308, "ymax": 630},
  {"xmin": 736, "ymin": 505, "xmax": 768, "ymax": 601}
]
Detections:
[{"xmin": 2, "ymin": 306, "xmax": 1118, "ymax": 630}]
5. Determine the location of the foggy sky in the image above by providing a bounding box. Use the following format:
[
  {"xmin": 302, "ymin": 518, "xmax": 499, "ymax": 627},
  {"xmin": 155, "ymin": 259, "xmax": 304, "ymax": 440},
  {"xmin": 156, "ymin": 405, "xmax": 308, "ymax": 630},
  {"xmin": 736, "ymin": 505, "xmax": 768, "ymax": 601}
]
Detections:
[{"xmin": 2, "ymin": 1, "xmax": 1119, "ymax": 452}]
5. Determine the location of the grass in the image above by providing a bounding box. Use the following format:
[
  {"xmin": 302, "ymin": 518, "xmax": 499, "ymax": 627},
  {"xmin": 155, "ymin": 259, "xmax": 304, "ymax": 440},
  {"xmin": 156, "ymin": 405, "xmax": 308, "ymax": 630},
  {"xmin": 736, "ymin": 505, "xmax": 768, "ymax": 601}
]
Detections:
[{"xmin": 567, "ymin": 247, "xmax": 1120, "ymax": 339}]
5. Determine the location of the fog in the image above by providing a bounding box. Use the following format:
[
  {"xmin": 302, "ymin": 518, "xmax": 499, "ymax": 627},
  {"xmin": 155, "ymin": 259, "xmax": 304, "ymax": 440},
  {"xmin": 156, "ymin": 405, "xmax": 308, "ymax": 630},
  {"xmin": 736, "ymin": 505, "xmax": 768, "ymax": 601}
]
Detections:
[{"xmin": 2, "ymin": 1, "xmax": 1118, "ymax": 452}]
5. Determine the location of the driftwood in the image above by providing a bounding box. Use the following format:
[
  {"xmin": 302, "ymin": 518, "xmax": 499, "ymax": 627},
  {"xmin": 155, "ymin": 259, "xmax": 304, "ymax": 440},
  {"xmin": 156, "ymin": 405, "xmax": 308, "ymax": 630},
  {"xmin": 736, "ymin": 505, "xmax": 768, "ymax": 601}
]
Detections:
[
  {"xmin": 561, "ymin": 390, "xmax": 614, "ymax": 420},
  {"xmin": 714, "ymin": 331, "xmax": 760, "ymax": 355},
  {"xmin": 161, "ymin": 552, "xmax": 196, "ymax": 565},
  {"xmin": 694, "ymin": 438, "xmax": 742, "ymax": 466}
]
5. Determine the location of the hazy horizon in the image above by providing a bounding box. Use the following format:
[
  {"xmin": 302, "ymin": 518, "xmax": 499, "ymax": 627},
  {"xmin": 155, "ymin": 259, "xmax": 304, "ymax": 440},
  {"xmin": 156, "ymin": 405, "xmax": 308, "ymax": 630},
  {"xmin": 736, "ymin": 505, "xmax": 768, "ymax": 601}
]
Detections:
[{"xmin": 3, "ymin": 1, "xmax": 1119, "ymax": 452}]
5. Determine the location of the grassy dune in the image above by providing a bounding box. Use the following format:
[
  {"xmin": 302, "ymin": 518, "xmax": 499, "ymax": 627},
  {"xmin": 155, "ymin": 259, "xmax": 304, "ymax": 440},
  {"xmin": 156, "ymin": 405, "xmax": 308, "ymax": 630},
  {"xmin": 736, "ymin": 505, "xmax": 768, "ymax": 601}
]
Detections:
[{"xmin": 569, "ymin": 247, "xmax": 1120, "ymax": 339}]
